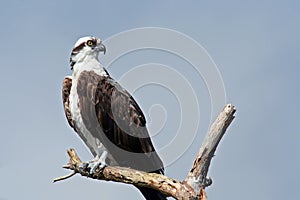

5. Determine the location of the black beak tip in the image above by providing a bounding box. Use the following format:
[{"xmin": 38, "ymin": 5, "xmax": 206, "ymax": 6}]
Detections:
[
  {"xmin": 98, "ymin": 43, "xmax": 106, "ymax": 55},
  {"xmin": 102, "ymin": 45, "xmax": 106, "ymax": 55}
]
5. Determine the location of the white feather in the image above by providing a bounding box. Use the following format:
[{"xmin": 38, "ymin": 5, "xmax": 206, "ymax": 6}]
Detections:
[{"xmin": 68, "ymin": 36, "xmax": 115, "ymax": 164}]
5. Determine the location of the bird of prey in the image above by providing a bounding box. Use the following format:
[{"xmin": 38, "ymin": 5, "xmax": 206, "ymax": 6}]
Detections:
[{"xmin": 62, "ymin": 36, "xmax": 166, "ymax": 200}]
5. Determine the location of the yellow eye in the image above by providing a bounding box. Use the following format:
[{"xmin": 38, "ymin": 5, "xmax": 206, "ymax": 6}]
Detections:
[{"xmin": 87, "ymin": 40, "xmax": 94, "ymax": 47}]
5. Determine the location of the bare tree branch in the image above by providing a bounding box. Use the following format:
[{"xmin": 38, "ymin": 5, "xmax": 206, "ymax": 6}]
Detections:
[
  {"xmin": 54, "ymin": 104, "xmax": 236, "ymax": 200},
  {"xmin": 184, "ymin": 104, "xmax": 236, "ymax": 195}
]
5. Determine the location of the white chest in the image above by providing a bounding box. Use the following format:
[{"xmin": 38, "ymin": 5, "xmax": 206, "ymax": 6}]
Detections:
[
  {"xmin": 69, "ymin": 76, "xmax": 104, "ymax": 155},
  {"xmin": 69, "ymin": 61, "xmax": 108, "ymax": 157}
]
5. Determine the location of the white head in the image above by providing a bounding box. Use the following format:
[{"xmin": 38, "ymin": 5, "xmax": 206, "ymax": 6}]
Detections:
[{"xmin": 70, "ymin": 36, "xmax": 106, "ymax": 69}]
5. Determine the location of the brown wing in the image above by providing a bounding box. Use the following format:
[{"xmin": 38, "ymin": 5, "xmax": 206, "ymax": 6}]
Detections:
[
  {"xmin": 77, "ymin": 70, "xmax": 164, "ymax": 173},
  {"xmin": 62, "ymin": 76, "xmax": 75, "ymax": 129},
  {"xmin": 62, "ymin": 76, "xmax": 116, "ymax": 161}
]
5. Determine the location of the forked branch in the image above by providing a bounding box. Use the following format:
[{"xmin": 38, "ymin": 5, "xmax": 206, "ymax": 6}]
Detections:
[{"xmin": 54, "ymin": 104, "xmax": 236, "ymax": 200}]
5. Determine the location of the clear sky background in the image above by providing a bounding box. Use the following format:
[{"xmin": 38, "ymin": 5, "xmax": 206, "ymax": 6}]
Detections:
[{"xmin": 1, "ymin": 0, "xmax": 299, "ymax": 199}]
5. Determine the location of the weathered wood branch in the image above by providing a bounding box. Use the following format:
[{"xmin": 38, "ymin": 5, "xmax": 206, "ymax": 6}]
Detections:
[
  {"xmin": 56, "ymin": 149, "xmax": 197, "ymax": 199},
  {"xmin": 54, "ymin": 104, "xmax": 236, "ymax": 200},
  {"xmin": 184, "ymin": 104, "xmax": 236, "ymax": 194}
]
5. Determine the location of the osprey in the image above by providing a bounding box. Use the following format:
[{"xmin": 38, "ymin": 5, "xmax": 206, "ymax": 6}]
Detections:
[{"xmin": 62, "ymin": 36, "xmax": 166, "ymax": 200}]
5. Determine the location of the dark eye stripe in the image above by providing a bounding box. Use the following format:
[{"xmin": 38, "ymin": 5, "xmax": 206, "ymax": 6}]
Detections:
[{"xmin": 72, "ymin": 42, "xmax": 86, "ymax": 53}]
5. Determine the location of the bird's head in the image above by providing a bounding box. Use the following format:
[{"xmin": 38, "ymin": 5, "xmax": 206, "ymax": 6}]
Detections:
[{"xmin": 70, "ymin": 36, "xmax": 106, "ymax": 70}]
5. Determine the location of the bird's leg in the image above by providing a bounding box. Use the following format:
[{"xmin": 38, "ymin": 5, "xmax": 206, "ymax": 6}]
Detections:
[{"xmin": 88, "ymin": 150, "xmax": 108, "ymax": 174}]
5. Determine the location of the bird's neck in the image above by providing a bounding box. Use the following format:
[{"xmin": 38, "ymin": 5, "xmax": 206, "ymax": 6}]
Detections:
[{"xmin": 72, "ymin": 57, "xmax": 107, "ymax": 78}]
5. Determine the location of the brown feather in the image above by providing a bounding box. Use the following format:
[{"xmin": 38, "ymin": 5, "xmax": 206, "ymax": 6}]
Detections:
[
  {"xmin": 76, "ymin": 70, "xmax": 164, "ymax": 173},
  {"xmin": 62, "ymin": 76, "xmax": 100, "ymax": 157},
  {"xmin": 62, "ymin": 77, "xmax": 75, "ymax": 129}
]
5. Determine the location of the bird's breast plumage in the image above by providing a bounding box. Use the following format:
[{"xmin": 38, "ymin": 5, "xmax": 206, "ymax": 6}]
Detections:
[{"xmin": 68, "ymin": 60, "xmax": 111, "ymax": 159}]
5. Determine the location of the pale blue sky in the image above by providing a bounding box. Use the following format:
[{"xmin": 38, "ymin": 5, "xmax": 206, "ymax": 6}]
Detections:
[{"xmin": 0, "ymin": 0, "xmax": 299, "ymax": 199}]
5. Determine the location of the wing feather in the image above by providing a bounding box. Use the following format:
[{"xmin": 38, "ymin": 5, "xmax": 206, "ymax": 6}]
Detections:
[
  {"xmin": 62, "ymin": 76, "xmax": 75, "ymax": 129},
  {"xmin": 77, "ymin": 70, "xmax": 164, "ymax": 173}
]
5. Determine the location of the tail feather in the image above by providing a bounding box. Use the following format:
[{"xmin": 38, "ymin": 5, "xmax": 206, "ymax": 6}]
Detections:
[{"xmin": 137, "ymin": 186, "xmax": 167, "ymax": 200}]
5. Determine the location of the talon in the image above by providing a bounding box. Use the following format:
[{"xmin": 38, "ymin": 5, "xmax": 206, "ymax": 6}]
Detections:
[
  {"xmin": 88, "ymin": 161, "xmax": 106, "ymax": 174},
  {"xmin": 79, "ymin": 162, "xmax": 88, "ymax": 171},
  {"xmin": 88, "ymin": 151, "xmax": 108, "ymax": 174},
  {"xmin": 99, "ymin": 162, "xmax": 106, "ymax": 169}
]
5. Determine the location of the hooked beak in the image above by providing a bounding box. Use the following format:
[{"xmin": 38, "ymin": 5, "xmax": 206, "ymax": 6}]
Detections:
[{"xmin": 96, "ymin": 42, "xmax": 106, "ymax": 54}]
